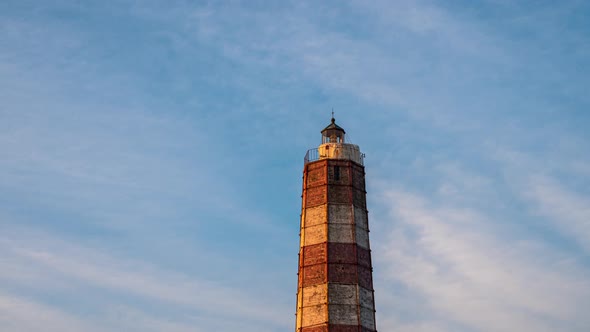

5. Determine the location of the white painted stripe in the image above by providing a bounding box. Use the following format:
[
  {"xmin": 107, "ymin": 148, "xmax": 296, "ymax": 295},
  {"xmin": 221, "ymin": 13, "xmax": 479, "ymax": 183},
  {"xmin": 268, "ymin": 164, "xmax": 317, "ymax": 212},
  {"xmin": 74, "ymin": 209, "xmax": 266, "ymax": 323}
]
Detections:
[
  {"xmin": 328, "ymin": 224, "xmax": 354, "ymax": 243},
  {"xmin": 328, "ymin": 284, "xmax": 357, "ymax": 305},
  {"xmin": 329, "ymin": 304, "xmax": 358, "ymax": 325}
]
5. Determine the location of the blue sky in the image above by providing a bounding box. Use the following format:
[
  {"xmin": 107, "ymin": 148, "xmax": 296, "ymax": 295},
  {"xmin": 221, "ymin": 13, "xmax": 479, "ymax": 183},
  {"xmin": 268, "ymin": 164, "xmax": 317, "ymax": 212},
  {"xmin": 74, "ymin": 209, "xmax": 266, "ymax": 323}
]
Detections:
[{"xmin": 1, "ymin": 1, "xmax": 589, "ymax": 331}]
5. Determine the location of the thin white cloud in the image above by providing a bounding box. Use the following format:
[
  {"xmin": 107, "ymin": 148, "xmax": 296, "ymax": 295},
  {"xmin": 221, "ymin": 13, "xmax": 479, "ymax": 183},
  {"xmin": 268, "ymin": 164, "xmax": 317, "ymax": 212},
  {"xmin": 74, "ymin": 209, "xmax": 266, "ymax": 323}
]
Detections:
[
  {"xmin": 0, "ymin": 291, "xmax": 214, "ymax": 332},
  {"xmin": 374, "ymin": 189, "xmax": 590, "ymax": 332},
  {"xmin": 525, "ymin": 175, "xmax": 590, "ymax": 254},
  {"xmin": 0, "ymin": 292, "xmax": 103, "ymax": 332},
  {"xmin": 2, "ymin": 2, "xmax": 588, "ymax": 332},
  {"xmin": 490, "ymin": 146, "xmax": 590, "ymax": 255},
  {"xmin": 0, "ymin": 229, "xmax": 290, "ymax": 331}
]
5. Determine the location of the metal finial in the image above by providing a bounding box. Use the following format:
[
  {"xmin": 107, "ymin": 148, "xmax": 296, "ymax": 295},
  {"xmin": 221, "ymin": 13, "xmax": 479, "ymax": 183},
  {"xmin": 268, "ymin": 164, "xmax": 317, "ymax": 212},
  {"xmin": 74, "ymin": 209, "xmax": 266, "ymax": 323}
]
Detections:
[{"xmin": 331, "ymin": 109, "xmax": 335, "ymax": 123}]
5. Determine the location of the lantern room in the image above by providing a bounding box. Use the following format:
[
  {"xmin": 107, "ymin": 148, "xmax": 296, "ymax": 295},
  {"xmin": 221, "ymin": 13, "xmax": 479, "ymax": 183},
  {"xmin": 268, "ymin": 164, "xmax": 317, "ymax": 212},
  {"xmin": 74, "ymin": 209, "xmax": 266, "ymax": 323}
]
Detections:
[{"xmin": 321, "ymin": 117, "xmax": 346, "ymax": 144}]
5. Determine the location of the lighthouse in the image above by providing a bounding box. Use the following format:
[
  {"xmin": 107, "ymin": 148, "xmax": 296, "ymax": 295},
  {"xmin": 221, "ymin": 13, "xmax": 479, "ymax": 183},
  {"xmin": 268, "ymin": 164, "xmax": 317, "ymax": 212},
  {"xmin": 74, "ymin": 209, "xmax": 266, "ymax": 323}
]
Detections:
[{"xmin": 295, "ymin": 117, "xmax": 377, "ymax": 332}]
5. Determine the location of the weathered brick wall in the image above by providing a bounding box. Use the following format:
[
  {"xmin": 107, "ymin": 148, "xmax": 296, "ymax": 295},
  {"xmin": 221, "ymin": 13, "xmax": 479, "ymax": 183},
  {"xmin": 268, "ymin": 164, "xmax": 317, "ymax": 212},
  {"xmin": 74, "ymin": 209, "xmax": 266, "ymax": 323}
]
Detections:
[
  {"xmin": 307, "ymin": 163, "xmax": 327, "ymax": 187},
  {"xmin": 297, "ymin": 158, "xmax": 376, "ymax": 332},
  {"xmin": 329, "ymin": 205, "xmax": 352, "ymax": 224},
  {"xmin": 305, "ymin": 205, "xmax": 327, "ymax": 227},
  {"xmin": 306, "ymin": 186, "xmax": 327, "ymax": 207},
  {"xmin": 328, "ymin": 186, "xmax": 351, "ymax": 204},
  {"xmin": 352, "ymin": 164, "xmax": 366, "ymax": 191}
]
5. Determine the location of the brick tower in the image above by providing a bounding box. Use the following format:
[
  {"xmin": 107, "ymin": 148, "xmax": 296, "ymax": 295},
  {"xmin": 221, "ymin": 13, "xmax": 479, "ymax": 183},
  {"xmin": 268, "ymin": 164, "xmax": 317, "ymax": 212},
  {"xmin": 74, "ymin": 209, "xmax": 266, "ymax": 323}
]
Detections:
[{"xmin": 296, "ymin": 117, "xmax": 376, "ymax": 332}]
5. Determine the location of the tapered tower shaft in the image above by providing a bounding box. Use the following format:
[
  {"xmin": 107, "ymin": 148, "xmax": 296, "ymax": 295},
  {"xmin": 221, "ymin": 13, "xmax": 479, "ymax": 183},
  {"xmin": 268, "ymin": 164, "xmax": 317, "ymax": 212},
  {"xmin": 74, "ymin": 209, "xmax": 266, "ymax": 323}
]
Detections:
[{"xmin": 296, "ymin": 118, "xmax": 377, "ymax": 332}]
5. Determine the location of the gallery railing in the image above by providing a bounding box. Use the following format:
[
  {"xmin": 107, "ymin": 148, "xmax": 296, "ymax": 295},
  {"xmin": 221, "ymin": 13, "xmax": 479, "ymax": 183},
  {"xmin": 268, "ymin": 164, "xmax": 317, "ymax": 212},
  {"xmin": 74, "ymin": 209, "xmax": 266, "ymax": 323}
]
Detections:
[{"xmin": 304, "ymin": 146, "xmax": 364, "ymax": 166}]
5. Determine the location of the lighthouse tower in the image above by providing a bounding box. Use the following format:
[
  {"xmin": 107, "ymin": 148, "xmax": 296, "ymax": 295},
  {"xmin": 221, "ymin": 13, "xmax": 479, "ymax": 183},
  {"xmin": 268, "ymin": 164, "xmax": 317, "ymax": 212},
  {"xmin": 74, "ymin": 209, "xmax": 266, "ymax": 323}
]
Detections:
[{"xmin": 296, "ymin": 118, "xmax": 376, "ymax": 332}]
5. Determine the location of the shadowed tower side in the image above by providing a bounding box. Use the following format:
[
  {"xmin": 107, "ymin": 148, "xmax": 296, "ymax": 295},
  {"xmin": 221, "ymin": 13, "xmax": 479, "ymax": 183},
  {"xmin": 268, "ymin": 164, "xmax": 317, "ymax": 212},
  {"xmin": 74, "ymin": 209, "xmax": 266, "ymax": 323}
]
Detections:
[{"xmin": 296, "ymin": 118, "xmax": 377, "ymax": 332}]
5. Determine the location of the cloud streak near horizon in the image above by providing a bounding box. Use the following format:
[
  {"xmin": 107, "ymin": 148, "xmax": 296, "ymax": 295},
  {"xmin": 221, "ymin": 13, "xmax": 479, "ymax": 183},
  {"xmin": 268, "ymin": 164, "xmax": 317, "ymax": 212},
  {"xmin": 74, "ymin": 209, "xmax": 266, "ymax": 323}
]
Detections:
[{"xmin": 1, "ymin": 1, "xmax": 589, "ymax": 331}]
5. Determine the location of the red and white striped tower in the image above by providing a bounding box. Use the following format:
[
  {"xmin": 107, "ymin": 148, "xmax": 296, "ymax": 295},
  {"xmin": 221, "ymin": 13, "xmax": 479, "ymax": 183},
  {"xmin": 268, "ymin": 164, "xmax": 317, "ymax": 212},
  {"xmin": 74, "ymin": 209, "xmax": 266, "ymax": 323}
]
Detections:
[{"xmin": 296, "ymin": 117, "xmax": 376, "ymax": 332}]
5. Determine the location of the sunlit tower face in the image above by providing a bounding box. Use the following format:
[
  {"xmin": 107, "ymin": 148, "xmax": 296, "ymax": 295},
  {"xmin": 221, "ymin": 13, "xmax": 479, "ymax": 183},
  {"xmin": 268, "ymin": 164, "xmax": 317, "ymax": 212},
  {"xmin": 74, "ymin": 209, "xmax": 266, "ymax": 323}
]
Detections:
[{"xmin": 296, "ymin": 118, "xmax": 377, "ymax": 332}]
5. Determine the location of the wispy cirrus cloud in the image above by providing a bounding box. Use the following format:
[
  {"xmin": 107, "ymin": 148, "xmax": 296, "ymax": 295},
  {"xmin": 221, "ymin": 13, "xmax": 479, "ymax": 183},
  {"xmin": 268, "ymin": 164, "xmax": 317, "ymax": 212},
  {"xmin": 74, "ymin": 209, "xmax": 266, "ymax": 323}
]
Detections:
[
  {"xmin": 0, "ymin": 292, "xmax": 104, "ymax": 332},
  {"xmin": 1, "ymin": 1, "xmax": 589, "ymax": 331},
  {"xmin": 490, "ymin": 146, "xmax": 590, "ymax": 255},
  {"xmin": 374, "ymin": 189, "xmax": 590, "ymax": 332},
  {"xmin": 524, "ymin": 175, "xmax": 590, "ymax": 254},
  {"xmin": 0, "ymin": 228, "xmax": 291, "ymax": 332}
]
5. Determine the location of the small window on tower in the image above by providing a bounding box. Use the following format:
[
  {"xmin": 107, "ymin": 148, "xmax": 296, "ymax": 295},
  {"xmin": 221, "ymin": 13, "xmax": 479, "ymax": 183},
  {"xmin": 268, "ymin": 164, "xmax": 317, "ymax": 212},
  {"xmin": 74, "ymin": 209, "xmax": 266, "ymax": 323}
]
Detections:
[{"xmin": 334, "ymin": 166, "xmax": 340, "ymax": 181}]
